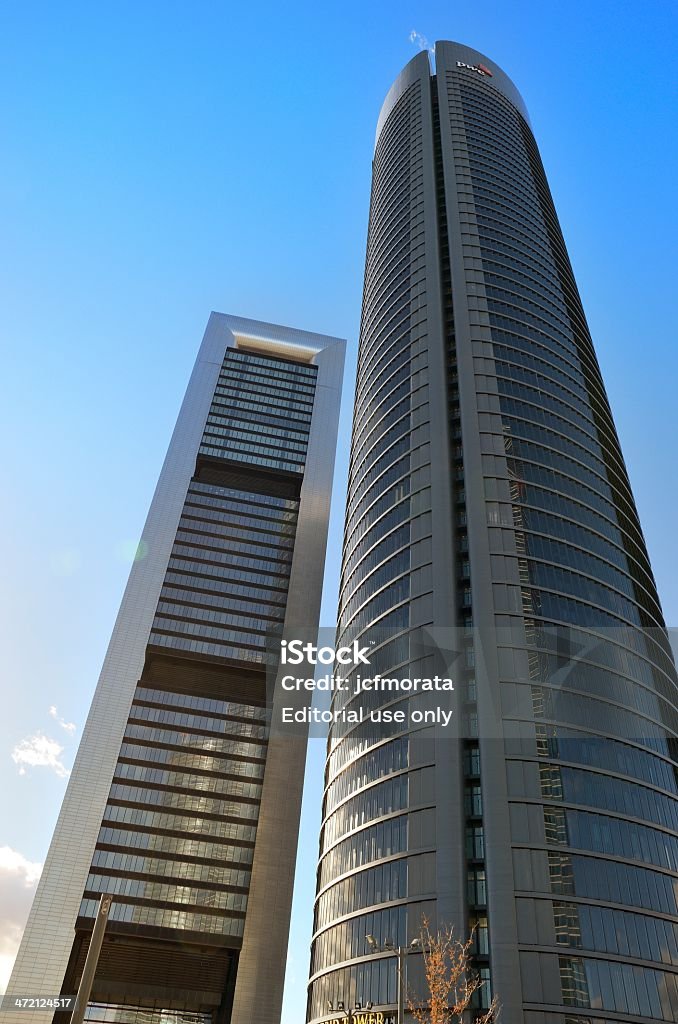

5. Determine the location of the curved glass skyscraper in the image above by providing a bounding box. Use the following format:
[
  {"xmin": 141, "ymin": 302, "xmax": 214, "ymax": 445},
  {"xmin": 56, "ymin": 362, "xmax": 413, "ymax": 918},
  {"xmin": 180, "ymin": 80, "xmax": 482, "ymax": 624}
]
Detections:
[{"xmin": 308, "ymin": 43, "xmax": 678, "ymax": 1024}]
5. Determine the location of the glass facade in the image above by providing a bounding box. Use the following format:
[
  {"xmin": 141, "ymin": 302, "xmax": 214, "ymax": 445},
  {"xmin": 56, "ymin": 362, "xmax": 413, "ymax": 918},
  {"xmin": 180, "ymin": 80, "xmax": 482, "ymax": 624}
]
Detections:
[
  {"xmin": 43, "ymin": 329, "xmax": 341, "ymax": 1024},
  {"xmin": 308, "ymin": 43, "xmax": 678, "ymax": 1024}
]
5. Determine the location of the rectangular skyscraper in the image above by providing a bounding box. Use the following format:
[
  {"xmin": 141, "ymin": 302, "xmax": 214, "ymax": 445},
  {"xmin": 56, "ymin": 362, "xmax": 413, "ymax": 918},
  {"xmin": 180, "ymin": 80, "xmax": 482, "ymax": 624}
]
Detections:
[
  {"xmin": 3, "ymin": 313, "xmax": 345, "ymax": 1024},
  {"xmin": 308, "ymin": 42, "xmax": 678, "ymax": 1024}
]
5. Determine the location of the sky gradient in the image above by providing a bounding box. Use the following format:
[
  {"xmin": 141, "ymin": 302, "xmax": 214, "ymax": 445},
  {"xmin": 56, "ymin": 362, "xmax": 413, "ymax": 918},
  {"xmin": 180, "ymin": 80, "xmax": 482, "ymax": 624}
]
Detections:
[{"xmin": 1, "ymin": 1, "xmax": 676, "ymax": 1018}]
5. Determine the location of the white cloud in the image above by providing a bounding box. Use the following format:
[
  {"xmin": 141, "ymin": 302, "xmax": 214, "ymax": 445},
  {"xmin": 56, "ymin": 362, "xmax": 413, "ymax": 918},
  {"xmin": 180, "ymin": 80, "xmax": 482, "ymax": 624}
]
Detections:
[
  {"xmin": 48, "ymin": 705, "xmax": 76, "ymax": 735},
  {"xmin": 409, "ymin": 30, "xmax": 435, "ymax": 55},
  {"xmin": 0, "ymin": 847, "xmax": 42, "ymax": 994},
  {"xmin": 11, "ymin": 733, "xmax": 70, "ymax": 778}
]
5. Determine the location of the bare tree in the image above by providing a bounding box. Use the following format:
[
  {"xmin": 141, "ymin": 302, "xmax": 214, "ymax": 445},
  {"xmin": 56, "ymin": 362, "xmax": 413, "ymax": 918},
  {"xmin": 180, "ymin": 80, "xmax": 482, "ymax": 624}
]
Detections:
[{"xmin": 407, "ymin": 917, "xmax": 499, "ymax": 1024}]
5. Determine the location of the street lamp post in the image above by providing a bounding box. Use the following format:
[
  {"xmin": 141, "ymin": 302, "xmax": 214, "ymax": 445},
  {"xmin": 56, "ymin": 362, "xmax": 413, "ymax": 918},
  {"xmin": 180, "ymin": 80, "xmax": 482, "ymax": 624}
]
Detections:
[{"xmin": 365, "ymin": 935, "xmax": 422, "ymax": 1024}]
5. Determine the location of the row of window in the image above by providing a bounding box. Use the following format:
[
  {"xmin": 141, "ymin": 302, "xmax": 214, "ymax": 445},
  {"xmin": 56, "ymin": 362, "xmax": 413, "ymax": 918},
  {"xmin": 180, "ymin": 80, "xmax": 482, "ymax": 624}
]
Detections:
[
  {"xmin": 472, "ymin": 204, "xmax": 569, "ymax": 298},
  {"xmin": 340, "ymin": 551, "xmax": 411, "ymax": 625},
  {"xmin": 540, "ymin": 763, "xmax": 678, "ymax": 834},
  {"xmin": 548, "ymin": 851, "xmax": 678, "ymax": 915},
  {"xmin": 531, "ymin": 685, "xmax": 676, "ymax": 755},
  {"xmin": 528, "ymin": 588, "xmax": 670, "ymax": 669},
  {"xmin": 114, "ymin": 761, "xmax": 263, "ymax": 800},
  {"xmin": 96, "ymin": 825, "xmax": 254, "ymax": 862},
  {"xmin": 151, "ymin": 615, "xmax": 268, "ymax": 649},
  {"xmin": 318, "ymin": 814, "xmax": 408, "ymax": 890},
  {"xmin": 559, "ymin": 954, "xmax": 678, "ymax": 1020},
  {"xmin": 179, "ymin": 513, "xmax": 296, "ymax": 551},
  {"xmin": 340, "ymin": 577, "xmax": 410, "ymax": 640},
  {"xmin": 353, "ymin": 343, "xmax": 411, "ymax": 437},
  {"xmin": 148, "ymin": 631, "xmax": 267, "ymax": 663},
  {"xmin": 329, "ymin": 633, "xmax": 412, "ymax": 724},
  {"xmin": 158, "ymin": 585, "xmax": 285, "ymax": 622},
  {"xmin": 118, "ymin": 742, "xmax": 266, "ymax": 778},
  {"xmin": 521, "ymin": 620, "xmax": 675, "ymax": 700},
  {"xmin": 198, "ymin": 442, "xmax": 305, "ymax": 474},
  {"xmin": 215, "ymin": 369, "xmax": 315, "ymax": 402},
  {"xmin": 496, "ymin": 395, "xmax": 627, "ymax": 507},
  {"xmin": 134, "ymin": 685, "xmax": 267, "ymax": 720},
  {"xmin": 164, "ymin": 568, "xmax": 287, "ymax": 604},
  {"xmin": 352, "ymin": 376, "xmax": 411, "ymax": 460},
  {"xmin": 84, "ymin": 872, "xmax": 248, "ymax": 911},
  {"xmin": 129, "ymin": 702, "xmax": 268, "ymax": 739},
  {"xmin": 535, "ymin": 726, "xmax": 678, "ymax": 794},
  {"xmin": 102, "ymin": 804, "xmax": 257, "ymax": 842},
  {"xmin": 170, "ymin": 542, "xmax": 291, "ymax": 576},
  {"xmin": 206, "ymin": 405, "xmax": 311, "ymax": 438},
  {"xmin": 211, "ymin": 389, "xmax": 312, "ymax": 422},
  {"xmin": 209, "ymin": 389, "xmax": 314, "ymax": 425},
  {"xmin": 185, "ymin": 479, "xmax": 299, "ymax": 512},
  {"xmin": 123, "ymin": 722, "xmax": 266, "ymax": 760},
  {"xmin": 492, "ymin": 351, "xmax": 614, "ymax": 450},
  {"xmin": 322, "ymin": 773, "xmax": 410, "ymax": 849},
  {"xmin": 342, "ymin": 501, "xmax": 411, "ymax": 589},
  {"xmin": 529, "ymin": 652, "xmax": 673, "ymax": 729},
  {"xmin": 545, "ymin": 806, "xmax": 678, "ymax": 873},
  {"xmin": 174, "ymin": 525, "xmax": 294, "ymax": 560},
  {"xmin": 78, "ymin": 897, "xmax": 243, "ymax": 936},
  {"xmin": 505, "ymin": 455, "xmax": 622, "ymax": 532},
  {"xmin": 511, "ymin": 506, "xmax": 650, "ymax": 596},
  {"xmin": 511, "ymin": 537, "xmax": 644, "ymax": 614},
  {"xmin": 315, "ymin": 858, "xmax": 407, "ymax": 930},
  {"xmin": 153, "ymin": 600, "xmax": 280, "ymax": 638},
  {"xmin": 346, "ymin": 468, "xmax": 409, "ymax": 552},
  {"xmin": 327, "ymin": 692, "xmax": 413, "ymax": 756},
  {"xmin": 205, "ymin": 408, "xmax": 310, "ymax": 440},
  {"xmin": 91, "ymin": 848, "xmax": 251, "ymax": 889},
  {"xmin": 352, "ymin": 358, "xmax": 413, "ymax": 450},
  {"xmin": 202, "ymin": 421, "xmax": 310, "ymax": 455},
  {"xmin": 323, "ymin": 738, "xmax": 409, "ymax": 816},
  {"xmin": 217, "ymin": 363, "xmax": 316, "ymax": 396},
  {"xmin": 347, "ymin": 435, "xmax": 411, "ymax": 521},
  {"xmin": 330, "ymin": 670, "xmax": 414, "ymax": 737},
  {"xmin": 167, "ymin": 556, "xmax": 289, "ymax": 589},
  {"xmin": 554, "ymin": 899, "xmax": 678, "ymax": 966},
  {"xmin": 311, "ymin": 903, "xmax": 407, "ymax": 975},
  {"xmin": 351, "ymin": 396, "xmax": 412, "ymax": 476},
  {"xmin": 349, "ymin": 413, "xmax": 412, "ymax": 500},
  {"xmin": 499, "ymin": 410, "xmax": 614, "ymax": 500},
  {"xmin": 83, "ymin": 1003, "xmax": 210, "ymax": 1024},
  {"xmin": 108, "ymin": 783, "xmax": 259, "ymax": 820},
  {"xmin": 502, "ymin": 433, "xmax": 614, "ymax": 507},
  {"xmin": 340, "ymin": 523, "xmax": 410, "ymax": 606},
  {"xmin": 222, "ymin": 348, "xmax": 317, "ymax": 378},
  {"xmin": 180, "ymin": 503, "xmax": 297, "ymax": 537}
]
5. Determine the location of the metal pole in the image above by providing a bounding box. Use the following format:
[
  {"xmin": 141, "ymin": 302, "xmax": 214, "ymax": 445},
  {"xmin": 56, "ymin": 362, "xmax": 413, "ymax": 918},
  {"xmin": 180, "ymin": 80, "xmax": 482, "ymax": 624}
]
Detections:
[
  {"xmin": 70, "ymin": 895, "xmax": 112, "ymax": 1024},
  {"xmin": 397, "ymin": 946, "xmax": 405, "ymax": 1024}
]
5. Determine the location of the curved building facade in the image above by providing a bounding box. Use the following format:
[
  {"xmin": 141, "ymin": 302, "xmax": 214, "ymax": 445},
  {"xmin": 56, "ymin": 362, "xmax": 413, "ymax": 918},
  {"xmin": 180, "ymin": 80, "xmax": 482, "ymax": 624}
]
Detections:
[{"xmin": 308, "ymin": 43, "xmax": 678, "ymax": 1024}]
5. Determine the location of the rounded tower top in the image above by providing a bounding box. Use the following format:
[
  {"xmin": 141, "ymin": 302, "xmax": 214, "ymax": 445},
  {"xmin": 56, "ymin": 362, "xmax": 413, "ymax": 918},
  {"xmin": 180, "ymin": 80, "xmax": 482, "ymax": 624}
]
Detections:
[{"xmin": 376, "ymin": 40, "xmax": 530, "ymax": 150}]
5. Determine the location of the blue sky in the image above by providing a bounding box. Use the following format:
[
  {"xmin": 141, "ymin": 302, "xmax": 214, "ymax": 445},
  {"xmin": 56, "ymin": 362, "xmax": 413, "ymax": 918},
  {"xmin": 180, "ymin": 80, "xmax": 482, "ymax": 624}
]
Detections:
[{"xmin": 0, "ymin": 0, "xmax": 676, "ymax": 1015}]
